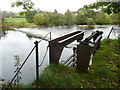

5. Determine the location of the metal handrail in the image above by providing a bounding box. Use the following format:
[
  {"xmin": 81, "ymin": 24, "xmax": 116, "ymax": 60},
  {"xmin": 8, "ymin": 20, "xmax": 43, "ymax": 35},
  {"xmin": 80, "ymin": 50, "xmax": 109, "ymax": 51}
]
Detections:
[
  {"xmin": 38, "ymin": 32, "xmax": 51, "ymax": 43},
  {"xmin": 8, "ymin": 46, "xmax": 36, "ymax": 88},
  {"xmin": 63, "ymin": 53, "xmax": 76, "ymax": 65},
  {"xmin": 8, "ymin": 32, "xmax": 51, "ymax": 88}
]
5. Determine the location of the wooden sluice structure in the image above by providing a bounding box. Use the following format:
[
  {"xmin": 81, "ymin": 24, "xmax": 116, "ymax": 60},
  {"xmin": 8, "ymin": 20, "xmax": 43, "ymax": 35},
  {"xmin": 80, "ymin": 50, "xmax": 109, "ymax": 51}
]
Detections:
[{"xmin": 49, "ymin": 30, "xmax": 103, "ymax": 72}]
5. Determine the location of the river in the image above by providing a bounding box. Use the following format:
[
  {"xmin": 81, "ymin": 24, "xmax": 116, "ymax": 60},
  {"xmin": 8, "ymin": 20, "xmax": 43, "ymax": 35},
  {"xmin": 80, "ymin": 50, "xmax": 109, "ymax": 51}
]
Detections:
[{"xmin": 0, "ymin": 25, "xmax": 119, "ymax": 85}]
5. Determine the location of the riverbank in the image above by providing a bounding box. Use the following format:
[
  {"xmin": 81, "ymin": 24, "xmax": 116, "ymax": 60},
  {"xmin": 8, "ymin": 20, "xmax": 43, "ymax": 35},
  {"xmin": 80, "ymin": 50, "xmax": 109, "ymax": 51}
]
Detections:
[
  {"xmin": 24, "ymin": 38, "xmax": 120, "ymax": 88},
  {"xmin": 1, "ymin": 28, "xmax": 120, "ymax": 88},
  {"xmin": 4, "ymin": 18, "xmax": 119, "ymax": 29}
]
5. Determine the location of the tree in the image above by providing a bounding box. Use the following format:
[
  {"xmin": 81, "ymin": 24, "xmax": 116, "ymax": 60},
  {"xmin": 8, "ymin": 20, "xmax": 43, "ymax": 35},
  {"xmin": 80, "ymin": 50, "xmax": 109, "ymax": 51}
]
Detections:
[
  {"xmin": 95, "ymin": 12, "xmax": 111, "ymax": 25},
  {"xmin": 34, "ymin": 14, "xmax": 45, "ymax": 26},
  {"xmin": 76, "ymin": 12, "xmax": 87, "ymax": 25},
  {"xmin": 11, "ymin": 0, "xmax": 36, "ymax": 23},
  {"xmin": 25, "ymin": 10, "xmax": 37, "ymax": 23},
  {"xmin": 46, "ymin": 12, "xmax": 54, "ymax": 26},
  {"xmin": 43, "ymin": 12, "xmax": 50, "ymax": 26},
  {"xmin": 110, "ymin": 12, "xmax": 120, "ymax": 25},
  {"xmin": 65, "ymin": 9, "xmax": 76, "ymax": 27},
  {"xmin": 11, "ymin": 0, "xmax": 34, "ymax": 12},
  {"xmin": 54, "ymin": 9, "xmax": 58, "ymax": 13},
  {"xmin": 77, "ymin": 8, "xmax": 97, "ymax": 25},
  {"xmin": 86, "ymin": 18, "xmax": 95, "ymax": 25},
  {"xmin": 52, "ymin": 13, "xmax": 66, "ymax": 26},
  {"xmin": 83, "ymin": 9, "xmax": 97, "ymax": 19},
  {"xmin": 84, "ymin": 1, "xmax": 120, "ymax": 14}
]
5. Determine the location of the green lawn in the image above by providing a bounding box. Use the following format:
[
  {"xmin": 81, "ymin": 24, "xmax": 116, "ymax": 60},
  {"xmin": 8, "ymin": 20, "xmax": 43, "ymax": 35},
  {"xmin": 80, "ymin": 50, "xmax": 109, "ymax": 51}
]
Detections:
[
  {"xmin": 4, "ymin": 18, "xmax": 38, "ymax": 28},
  {"xmin": 5, "ymin": 18, "xmax": 26, "ymax": 22}
]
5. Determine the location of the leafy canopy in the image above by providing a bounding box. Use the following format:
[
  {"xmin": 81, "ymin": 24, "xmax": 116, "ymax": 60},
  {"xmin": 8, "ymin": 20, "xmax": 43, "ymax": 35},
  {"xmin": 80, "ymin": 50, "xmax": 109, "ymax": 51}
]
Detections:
[
  {"xmin": 84, "ymin": 0, "xmax": 120, "ymax": 14},
  {"xmin": 11, "ymin": 0, "xmax": 34, "ymax": 15}
]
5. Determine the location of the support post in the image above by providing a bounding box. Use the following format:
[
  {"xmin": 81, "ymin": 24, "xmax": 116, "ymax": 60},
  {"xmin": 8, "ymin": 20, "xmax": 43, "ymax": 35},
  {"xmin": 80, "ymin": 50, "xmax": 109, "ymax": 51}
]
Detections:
[
  {"xmin": 76, "ymin": 44, "xmax": 91, "ymax": 72},
  {"xmin": 34, "ymin": 41, "xmax": 39, "ymax": 81},
  {"xmin": 73, "ymin": 47, "xmax": 76, "ymax": 67},
  {"xmin": 50, "ymin": 32, "xmax": 51, "ymax": 41},
  {"xmin": 107, "ymin": 27, "xmax": 113, "ymax": 39}
]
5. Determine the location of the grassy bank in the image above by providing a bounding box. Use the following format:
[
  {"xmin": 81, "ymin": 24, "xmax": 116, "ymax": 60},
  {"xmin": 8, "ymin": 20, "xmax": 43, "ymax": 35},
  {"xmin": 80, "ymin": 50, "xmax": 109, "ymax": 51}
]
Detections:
[
  {"xmin": 5, "ymin": 18, "xmax": 26, "ymax": 22},
  {"xmin": 5, "ymin": 18, "xmax": 38, "ymax": 28},
  {"xmin": 1, "ymin": 39, "xmax": 120, "ymax": 89},
  {"xmin": 27, "ymin": 38, "xmax": 120, "ymax": 88}
]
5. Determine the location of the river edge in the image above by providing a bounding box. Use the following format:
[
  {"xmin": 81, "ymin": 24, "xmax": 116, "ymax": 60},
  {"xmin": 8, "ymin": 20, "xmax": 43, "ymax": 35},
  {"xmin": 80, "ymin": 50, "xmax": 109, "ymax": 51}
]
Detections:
[
  {"xmin": 27, "ymin": 38, "xmax": 120, "ymax": 88},
  {"xmin": 1, "ymin": 38, "xmax": 119, "ymax": 88},
  {"xmin": 0, "ymin": 25, "xmax": 119, "ymax": 88}
]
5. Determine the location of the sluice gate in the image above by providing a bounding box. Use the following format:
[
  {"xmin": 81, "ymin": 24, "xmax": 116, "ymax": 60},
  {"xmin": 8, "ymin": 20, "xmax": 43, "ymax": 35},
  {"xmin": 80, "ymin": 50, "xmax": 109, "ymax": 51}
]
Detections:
[{"xmin": 49, "ymin": 30, "xmax": 103, "ymax": 72}]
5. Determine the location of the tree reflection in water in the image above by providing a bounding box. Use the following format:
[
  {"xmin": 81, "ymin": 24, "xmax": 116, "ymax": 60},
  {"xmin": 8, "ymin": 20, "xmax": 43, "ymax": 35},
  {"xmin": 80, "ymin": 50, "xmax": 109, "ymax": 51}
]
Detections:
[{"xmin": 0, "ymin": 30, "xmax": 7, "ymax": 40}]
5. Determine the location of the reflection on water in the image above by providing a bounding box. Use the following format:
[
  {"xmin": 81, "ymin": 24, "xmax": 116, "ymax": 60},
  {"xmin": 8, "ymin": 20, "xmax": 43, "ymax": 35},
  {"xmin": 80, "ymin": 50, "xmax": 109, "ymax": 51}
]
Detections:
[
  {"xmin": 0, "ymin": 30, "xmax": 7, "ymax": 40},
  {"xmin": 0, "ymin": 25, "xmax": 119, "ymax": 85}
]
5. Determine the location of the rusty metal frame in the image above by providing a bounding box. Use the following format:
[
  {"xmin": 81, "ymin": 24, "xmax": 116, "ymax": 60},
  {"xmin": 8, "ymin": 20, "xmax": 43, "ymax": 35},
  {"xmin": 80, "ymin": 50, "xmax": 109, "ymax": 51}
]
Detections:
[
  {"xmin": 49, "ymin": 31, "xmax": 84, "ymax": 64},
  {"xmin": 76, "ymin": 31, "xmax": 103, "ymax": 72}
]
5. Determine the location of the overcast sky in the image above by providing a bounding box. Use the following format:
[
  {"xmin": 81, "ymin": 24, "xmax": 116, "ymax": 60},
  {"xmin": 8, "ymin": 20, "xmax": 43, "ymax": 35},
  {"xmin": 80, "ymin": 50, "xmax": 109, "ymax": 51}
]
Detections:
[{"xmin": 0, "ymin": 0, "xmax": 97, "ymax": 13}]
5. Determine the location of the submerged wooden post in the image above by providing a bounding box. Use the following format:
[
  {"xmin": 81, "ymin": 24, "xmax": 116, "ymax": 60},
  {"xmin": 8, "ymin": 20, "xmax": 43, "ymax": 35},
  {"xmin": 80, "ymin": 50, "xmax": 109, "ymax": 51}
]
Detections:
[{"xmin": 34, "ymin": 41, "xmax": 39, "ymax": 81}]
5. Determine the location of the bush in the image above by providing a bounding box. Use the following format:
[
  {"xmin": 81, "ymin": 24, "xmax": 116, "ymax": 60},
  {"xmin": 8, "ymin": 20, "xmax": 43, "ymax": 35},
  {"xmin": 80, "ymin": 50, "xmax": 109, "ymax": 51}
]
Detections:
[
  {"xmin": 95, "ymin": 12, "xmax": 111, "ymax": 25},
  {"xmin": 34, "ymin": 14, "xmax": 45, "ymax": 26},
  {"xmin": 76, "ymin": 12, "xmax": 87, "ymax": 25},
  {"xmin": 110, "ymin": 12, "xmax": 120, "ymax": 25},
  {"xmin": 25, "ymin": 10, "xmax": 37, "ymax": 23},
  {"xmin": 17, "ymin": 21, "xmax": 27, "ymax": 27},
  {"xmin": 86, "ymin": 18, "xmax": 95, "ymax": 25}
]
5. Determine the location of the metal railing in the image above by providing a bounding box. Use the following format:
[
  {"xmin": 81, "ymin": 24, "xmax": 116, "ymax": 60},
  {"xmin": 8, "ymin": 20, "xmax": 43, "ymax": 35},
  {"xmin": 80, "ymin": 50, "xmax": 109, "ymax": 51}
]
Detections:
[
  {"xmin": 63, "ymin": 47, "xmax": 77, "ymax": 67},
  {"xmin": 8, "ymin": 32, "xmax": 51, "ymax": 88}
]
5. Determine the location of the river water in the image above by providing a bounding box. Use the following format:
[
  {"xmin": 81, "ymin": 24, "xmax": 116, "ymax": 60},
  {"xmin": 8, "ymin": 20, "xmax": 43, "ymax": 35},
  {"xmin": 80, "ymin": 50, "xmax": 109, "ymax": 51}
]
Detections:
[{"xmin": 0, "ymin": 25, "xmax": 119, "ymax": 85}]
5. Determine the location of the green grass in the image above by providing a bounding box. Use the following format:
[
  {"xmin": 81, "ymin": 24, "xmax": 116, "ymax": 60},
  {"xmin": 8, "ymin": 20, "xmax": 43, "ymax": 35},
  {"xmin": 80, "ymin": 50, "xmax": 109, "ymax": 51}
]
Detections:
[
  {"xmin": 25, "ymin": 38, "xmax": 119, "ymax": 88},
  {"xmin": 79, "ymin": 25, "xmax": 95, "ymax": 30},
  {"xmin": 5, "ymin": 18, "xmax": 38, "ymax": 28},
  {"xmin": 5, "ymin": 18, "xmax": 26, "ymax": 22},
  {"xmin": 2, "ymin": 39, "xmax": 119, "ymax": 88}
]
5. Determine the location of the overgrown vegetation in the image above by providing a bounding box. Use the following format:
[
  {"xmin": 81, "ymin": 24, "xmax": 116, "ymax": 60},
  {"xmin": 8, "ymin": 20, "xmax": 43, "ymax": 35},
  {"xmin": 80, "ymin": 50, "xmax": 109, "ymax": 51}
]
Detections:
[{"xmin": 23, "ymin": 38, "xmax": 120, "ymax": 88}]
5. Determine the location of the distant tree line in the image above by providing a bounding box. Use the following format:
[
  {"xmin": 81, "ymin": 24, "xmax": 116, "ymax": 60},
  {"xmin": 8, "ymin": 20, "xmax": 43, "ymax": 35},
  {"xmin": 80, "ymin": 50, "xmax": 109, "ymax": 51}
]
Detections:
[
  {"xmin": 33, "ymin": 8, "xmax": 120, "ymax": 26},
  {"xmin": 3, "ymin": 0, "xmax": 120, "ymax": 27}
]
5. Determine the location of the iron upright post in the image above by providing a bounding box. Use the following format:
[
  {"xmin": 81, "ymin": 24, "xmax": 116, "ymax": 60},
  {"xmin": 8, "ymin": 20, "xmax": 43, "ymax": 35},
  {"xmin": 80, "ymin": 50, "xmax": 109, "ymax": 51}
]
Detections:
[{"xmin": 34, "ymin": 41, "xmax": 39, "ymax": 81}]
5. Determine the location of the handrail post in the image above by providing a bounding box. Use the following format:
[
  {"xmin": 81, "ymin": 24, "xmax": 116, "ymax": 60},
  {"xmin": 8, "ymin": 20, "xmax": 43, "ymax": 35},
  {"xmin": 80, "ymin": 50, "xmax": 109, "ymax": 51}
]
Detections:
[
  {"xmin": 77, "ymin": 44, "xmax": 91, "ymax": 72},
  {"xmin": 50, "ymin": 32, "xmax": 51, "ymax": 41},
  {"xmin": 107, "ymin": 27, "xmax": 113, "ymax": 39},
  {"xmin": 73, "ymin": 47, "xmax": 76, "ymax": 67},
  {"xmin": 34, "ymin": 41, "xmax": 39, "ymax": 81}
]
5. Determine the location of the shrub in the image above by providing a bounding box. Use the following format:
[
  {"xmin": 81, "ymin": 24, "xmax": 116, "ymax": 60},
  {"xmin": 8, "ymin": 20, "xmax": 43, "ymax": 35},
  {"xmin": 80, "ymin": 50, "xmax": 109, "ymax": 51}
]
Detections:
[
  {"xmin": 17, "ymin": 21, "xmax": 27, "ymax": 27},
  {"xmin": 34, "ymin": 14, "xmax": 45, "ymax": 26},
  {"xmin": 76, "ymin": 12, "xmax": 87, "ymax": 25},
  {"xmin": 110, "ymin": 12, "xmax": 120, "ymax": 25},
  {"xmin": 86, "ymin": 18, "xmax": 95, "ymax": 25},
  {"xmin": 95, "ymin": 12, "xmax": 111, "ymax": 25}
]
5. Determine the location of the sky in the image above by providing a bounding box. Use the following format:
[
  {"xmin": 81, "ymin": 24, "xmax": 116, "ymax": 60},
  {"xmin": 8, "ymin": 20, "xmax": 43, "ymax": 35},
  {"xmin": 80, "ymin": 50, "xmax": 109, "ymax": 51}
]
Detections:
[{"xmin": 0, "ymin": 0, "xmax": 97, "ymax": 13}]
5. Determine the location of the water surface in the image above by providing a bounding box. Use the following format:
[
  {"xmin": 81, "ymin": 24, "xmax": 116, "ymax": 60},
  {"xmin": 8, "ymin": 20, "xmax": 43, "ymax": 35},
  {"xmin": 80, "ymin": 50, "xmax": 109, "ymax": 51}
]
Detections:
[{"xmin": 0, "ymin": 25, "xmax": 119, "ymax": 84}]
